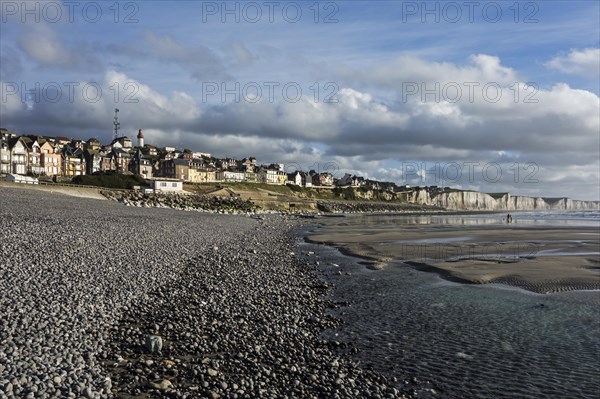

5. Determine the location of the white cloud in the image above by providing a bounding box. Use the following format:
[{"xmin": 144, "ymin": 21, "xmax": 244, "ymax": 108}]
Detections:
[
  {"xmin": 546, "ymin": 48, "xmax": 600, "ymax": 77},
  {"xmin": 106, "ymin": 71, "xmax": 202, "ymax": 122},
  {"xmin": 351, "ymin": 53, "xmax": 520, "ymax": 90},
  {"xmin": 1, "ymin": 70, "xmax": 203, "ymax": 140},
  {"xmin": 3, "ymin": 54, "xmax": 599, "ymax": 200}
]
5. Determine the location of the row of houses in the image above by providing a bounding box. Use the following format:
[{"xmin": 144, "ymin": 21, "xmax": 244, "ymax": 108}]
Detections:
[
  {"xmin": 1, "ymin": 131, "xmax": 66, "ymax": 176},
  {"xmin": 0, "ymin": 130, "xmax": 142, "ymax": 178},
  {"xmin": 0, "ymin": 128, "xmax": 363, "ymax": 188}
]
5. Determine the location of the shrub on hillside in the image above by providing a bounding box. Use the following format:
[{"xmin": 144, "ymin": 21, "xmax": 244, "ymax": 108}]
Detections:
[{"xmin": 72, "ymin": 172, "xmax": 147, "ymax": 189}]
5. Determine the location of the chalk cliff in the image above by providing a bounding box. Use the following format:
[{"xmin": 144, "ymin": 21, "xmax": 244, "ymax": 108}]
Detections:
[{"xmin": 407, "ymin": 190, "xmax": 599, "ymax": 211}]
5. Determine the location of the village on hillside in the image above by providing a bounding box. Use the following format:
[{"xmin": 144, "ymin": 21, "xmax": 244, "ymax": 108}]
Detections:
[
  {"xmin": 1, "ymin": 122, "xmax": 597, "ymax": 212},
  {"xmin": 0, "ymin": 124, "xmax": 416, "ymax": 194}
]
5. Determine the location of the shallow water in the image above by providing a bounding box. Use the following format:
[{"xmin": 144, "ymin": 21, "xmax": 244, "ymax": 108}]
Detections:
[
  {"xmin": 388, "ymin": 236, "xmax": 475, "ymax": 244},
  {"xmin": 353, "ymin": 210, "xmax": 600, "ymax": 228},
  {"xmin": 298, "ymin": 217, "xmax": 600, "ymax": 398}
]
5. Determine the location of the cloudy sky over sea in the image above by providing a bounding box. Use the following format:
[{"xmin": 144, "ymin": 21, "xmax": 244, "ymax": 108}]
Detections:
[{"xmin": 1, "ymin": 1, "xmax": 599, "ymax": 200}]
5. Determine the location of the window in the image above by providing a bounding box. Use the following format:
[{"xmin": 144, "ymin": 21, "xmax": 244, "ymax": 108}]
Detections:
[
  {"xmin": 161, "ymin": 182, "xmax": 167, "ymax": 187},
  {"xmin": 172, "ymin": 183, "xmax": 177, "ymax": 187}
]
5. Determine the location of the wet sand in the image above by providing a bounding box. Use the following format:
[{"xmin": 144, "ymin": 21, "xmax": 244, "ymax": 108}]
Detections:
[{"xmin": 308, "ymin": 215, "xmax": 600, "ymax": 293}]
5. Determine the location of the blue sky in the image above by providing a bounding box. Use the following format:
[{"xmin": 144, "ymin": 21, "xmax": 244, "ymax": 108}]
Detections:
[{"xmin": 1, "ymin": 1, "xmax": 599, "ymax": 200}]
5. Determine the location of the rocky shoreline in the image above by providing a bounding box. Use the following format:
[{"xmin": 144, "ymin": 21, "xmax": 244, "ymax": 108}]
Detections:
[
  {"xmin": 100, "ymin": 189, "xmax": 443, "ymax": 216},
  {"xmin": 0, "ymin": 187, "xmax": 415, "ymax": 398},
  {"xmin": 316, "ymin": 200, "xmax": 442, "ymax": 214},
  {"xmin": 101, "ymin": 190, "xmax": 260, "ymax": 214}
]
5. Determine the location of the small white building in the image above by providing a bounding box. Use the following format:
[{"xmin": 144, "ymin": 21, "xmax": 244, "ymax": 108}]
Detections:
[
  {"xmin": 6, "ymin": 174, "xmax": 39, "ymax": 184},
  {"xmin": 151, "ymin": 179, "xmax": 183, "ymax": 192},
  {"xmin": 287, "ymin": 171, "xmax": 302, "ymax": 186},
  {"xmin": 223, "ymin": 170, "xmax": 245, "ymax": 182},
  {"xmin": 193, "ymin": 152, "xmax": 211, "ymax": 159}
]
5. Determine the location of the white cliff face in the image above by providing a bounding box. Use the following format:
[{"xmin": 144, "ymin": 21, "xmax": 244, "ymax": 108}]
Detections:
[
  {"xmin": 409, "ymin": 189, "xmax": 599, "ymax": 211},
  {"xmin": 504, "ymin": 195, "xmax": 550, "ymax": 211},
  {"xmin": 546, "ymin": 198, "xmax": 600, "ymax": 210}
]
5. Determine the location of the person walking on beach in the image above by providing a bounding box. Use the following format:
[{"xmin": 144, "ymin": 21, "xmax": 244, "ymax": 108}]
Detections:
[{"xmin": 506, "ymin": 213, "xmax": 513, "ymax": 223}]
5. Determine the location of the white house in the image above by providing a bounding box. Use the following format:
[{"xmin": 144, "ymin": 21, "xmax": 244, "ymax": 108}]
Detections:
[
  {"xmin": 111, "ymin": 136, "xmax": 133, "ymax": 149},
  {"xmin": 287, "ymin": 171, "xmax": 302, "ymax": 186},
  {"xmin": 151, "ymin": 179, "xmax": 183, "ymax": 192},
  {"xmin": 223, "ymin": 170, "xmax": 245, "ymax": 182},
  {"xmin": 193, "ymin": 151, "xmax": 211, "ymax": 159},
  {"xmin": 9, "ymin": 137, "xmax": 28, "ymax": 175},
  {"xmin": 0, "ymin": 131, "xmax": 13, "ymax": 174}
]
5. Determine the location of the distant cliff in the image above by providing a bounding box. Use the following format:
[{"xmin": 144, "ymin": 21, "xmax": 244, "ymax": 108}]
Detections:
[{"xmin": 407, "ymin": 190, "xmax": 600, "ymax": 211}]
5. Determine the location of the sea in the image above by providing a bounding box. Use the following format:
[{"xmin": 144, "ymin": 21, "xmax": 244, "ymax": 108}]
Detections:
[
  {"xmin": 298, "ymin": 210, "xmax": 600, "ymax": 398},
  {"xmin": 352, "ymin": 210, "xmax": 600, "ymax": 227}
]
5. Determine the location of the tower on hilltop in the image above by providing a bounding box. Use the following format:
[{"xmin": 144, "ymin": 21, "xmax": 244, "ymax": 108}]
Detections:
[
  {"xmin": 137, "ymin": 129, "xmax": 144, "ymax": 148},
  {"xmin": 113, "ymin": 108, "xmax": 120, "ymax": 141}
]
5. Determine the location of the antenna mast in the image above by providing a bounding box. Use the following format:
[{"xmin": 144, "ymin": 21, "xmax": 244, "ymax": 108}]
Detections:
[{"xmin": 113, "ymin": 108, "xmax": 120, "ymax": 141}]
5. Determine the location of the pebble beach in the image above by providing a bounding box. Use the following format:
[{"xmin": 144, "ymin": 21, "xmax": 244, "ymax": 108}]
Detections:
[{"xmin": 0, "ymin": 186, "xmax": 414, "ymax": 399}]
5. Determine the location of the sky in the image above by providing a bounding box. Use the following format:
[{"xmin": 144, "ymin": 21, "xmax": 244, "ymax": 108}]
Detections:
[{"xmin": 1, "ymin": 0, "xmax": 599, "ymax": 200}]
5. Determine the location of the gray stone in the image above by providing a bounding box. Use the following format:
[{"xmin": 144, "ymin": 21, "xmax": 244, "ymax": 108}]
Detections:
[{"xmin": 145, "ymin": 336, "xmax": 163, "ymax": 354}]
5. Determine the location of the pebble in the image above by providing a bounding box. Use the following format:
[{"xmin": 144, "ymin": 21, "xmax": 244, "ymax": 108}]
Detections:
[
  {"xmin": 145, "ymin": 335, "xmax": 163, "ymax": 354},
  {"xmin": 148, "ymin": 379, "xmax": 173, "ymax": 390},
  {"xmin": 207, "ymin": 368, "xmax": 219, "ymax": 377},
  {"xmin": 0, "ymin": 187, "xmax": 413, "ymax": 399}
]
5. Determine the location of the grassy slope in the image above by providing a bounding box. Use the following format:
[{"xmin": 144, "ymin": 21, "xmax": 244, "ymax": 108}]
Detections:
[{"xmin": 185, "ymin": 183, "xmax": 340, "ymax": 201}]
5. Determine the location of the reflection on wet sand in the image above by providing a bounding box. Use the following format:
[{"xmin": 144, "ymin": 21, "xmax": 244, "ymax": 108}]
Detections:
[{"xmin": 309, "ymin": 214, "xmax": 600, "ymax": 293}]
